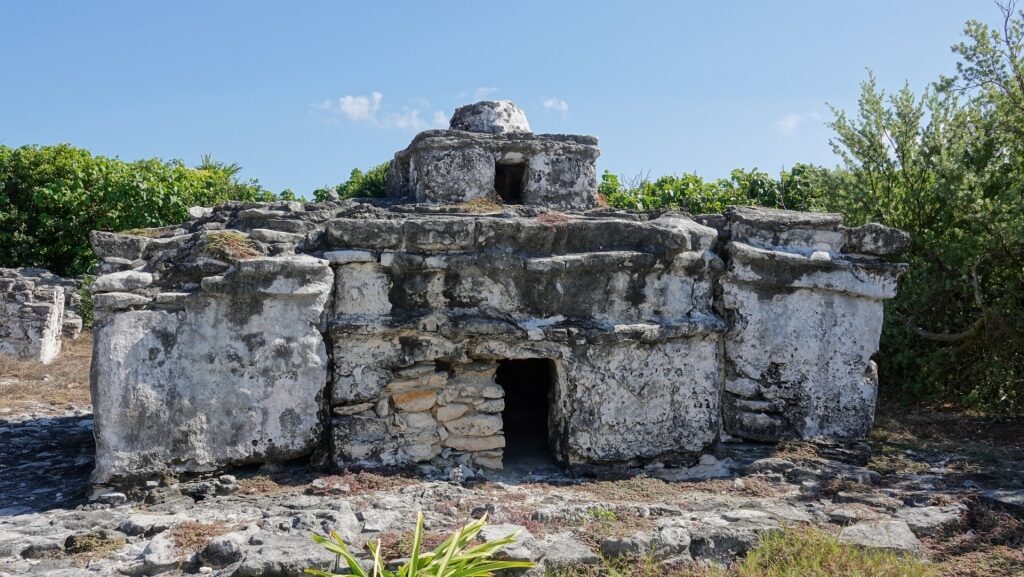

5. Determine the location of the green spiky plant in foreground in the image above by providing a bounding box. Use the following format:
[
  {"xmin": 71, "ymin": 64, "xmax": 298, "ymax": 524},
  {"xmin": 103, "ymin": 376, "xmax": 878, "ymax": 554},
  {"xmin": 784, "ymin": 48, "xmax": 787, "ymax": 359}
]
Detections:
[{"xmin": 305, "ymin": 512, "xmax": 534, "ymax": 577}]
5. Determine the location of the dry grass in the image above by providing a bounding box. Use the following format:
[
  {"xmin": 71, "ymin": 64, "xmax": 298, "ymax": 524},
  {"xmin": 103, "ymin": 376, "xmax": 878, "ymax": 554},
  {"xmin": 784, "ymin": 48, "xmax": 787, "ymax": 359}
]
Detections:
[
  {"xmin": 169, "ymin": 521, "xmax": 237, "ymax": 555},
  {"xmin": 770, "ymin": 441, "xmax": 821, "ymax": 463},
  {"xmin": 375, "ymin": 529, "xmax": 449, "ymax": 561},
  {"xmin": 734, "ymin": 476, "xmax": 790, "ymax": 498},
  {"xmin": 871, "ymin": 401, "xmax": 1024, "ymax": 484},
  {"xmin": 0, "ymin": 332, "xmax": 92, "ymax": 412},
  {"xmin": 235, "ymin": 475, "xmax": 285, "ymax": 496},
  {"xmin": 550, "ymin": 526, "xmax": 936, "ymax": 577},
  {"xmin": 536, "ymin": 212, "xmax": 572, "ymax": 225},
  {"xmin": 203, "ymin": 230, "xmax": 261, "ymax": 261},
  {"xmin": 926, "ymin": 500, "xmax": 1024, "ymax": 577},
  {"xmin": 119, "ymin": 227, "xmax": 162, "ymax": 238},
  {"xmin": 335, "ymin": 470, "xmax": 418, "ymax": 494},
  {"xmin": 65, "ymin": 531, "xmax": 127, "ymax": 565},
  {"xmin": 450, "ymin": 197, "xmax": 505, "ymax": 213},
  {"xmin": 568, "ymin": 476, "xmax": 685, "ymax": 503},
  {"xmin": 576, "ymin": 509, "xmax": 659, "ymax": 551}
]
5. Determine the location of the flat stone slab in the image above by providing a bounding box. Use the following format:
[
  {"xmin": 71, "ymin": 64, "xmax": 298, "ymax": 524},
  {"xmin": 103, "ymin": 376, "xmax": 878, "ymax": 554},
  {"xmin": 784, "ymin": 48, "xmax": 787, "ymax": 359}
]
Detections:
[
  {"xmin": 838, "ymin": 520, "xmax": 923, "ymax": 557},
  {"xmin": 981, "ymin": 488, "xmax": 1024, "ymax": 512}
]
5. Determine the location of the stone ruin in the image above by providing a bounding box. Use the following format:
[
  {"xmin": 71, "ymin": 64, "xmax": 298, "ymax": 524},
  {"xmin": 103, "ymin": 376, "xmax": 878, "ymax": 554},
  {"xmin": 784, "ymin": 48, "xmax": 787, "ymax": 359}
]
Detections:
[
  {"xmin": 0, "ymin": 267, "xmax": 83, "ymax": 364},
  {"xmin": 86, "ymin": 101, "xmax": 909, "ymax": 486}
]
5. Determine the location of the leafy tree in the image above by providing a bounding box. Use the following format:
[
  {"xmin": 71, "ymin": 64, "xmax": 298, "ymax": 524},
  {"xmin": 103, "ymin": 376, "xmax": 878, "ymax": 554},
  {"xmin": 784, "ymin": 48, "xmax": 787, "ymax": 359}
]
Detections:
[
  {"xmin": 314, "ymin": 161, "xmax": 391, "ymax": 201},
  {"xmin": 0, "ymin": 144, "xmax": 278, "ymax": 276},
  {"xmin": 601, "ymin": 165, "xmax": 829, "ymax": 214}
]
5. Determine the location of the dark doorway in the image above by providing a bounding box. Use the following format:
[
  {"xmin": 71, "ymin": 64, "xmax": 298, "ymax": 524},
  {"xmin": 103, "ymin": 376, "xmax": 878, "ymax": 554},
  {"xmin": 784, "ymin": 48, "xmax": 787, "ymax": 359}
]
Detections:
[
  {"xmin": 494, "ymin": 162, "xmax": 526, "ymax": 203},
  {"xmin": 496, "ymin": 358, "xmax": 556, "ymax": 470}
]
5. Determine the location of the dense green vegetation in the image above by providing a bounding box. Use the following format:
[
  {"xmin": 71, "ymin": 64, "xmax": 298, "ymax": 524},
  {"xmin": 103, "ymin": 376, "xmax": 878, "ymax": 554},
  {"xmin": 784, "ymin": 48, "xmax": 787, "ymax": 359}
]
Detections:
[
  {"xmin": 598, "ymin": 5, "xmax": 1024, "ymax": 414},
  {"xmin": 598, "ymin": 164, "xmax": 836, "ymax": 214},
  {"xmin": 1, "ymin": 5, "xmax": 1022, "ymax": 413},
  {"xmin": 313, "ymin": 162, "xmax": 390, "ymax": 202},
  {"xmin": 0, "ymin": 146, "xmax": 280, "ymax": 276}
]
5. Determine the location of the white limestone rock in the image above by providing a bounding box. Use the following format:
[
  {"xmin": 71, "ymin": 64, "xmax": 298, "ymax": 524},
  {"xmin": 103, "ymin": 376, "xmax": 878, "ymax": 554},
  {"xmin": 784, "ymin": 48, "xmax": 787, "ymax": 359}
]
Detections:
[
  {"xmin": 449, "ymin": 100, "xmax": 531, "ymax": 134},
  {"xmin": 838, "ymin": 520, "xmax": 923, "ymax": 556},
  {"xmin": 91, "ymin": 270, "xmax": 153, "ymax": 292},
  {"xmin": 90, "ymin": 256, "xmax": 333, "ymax": 484}
]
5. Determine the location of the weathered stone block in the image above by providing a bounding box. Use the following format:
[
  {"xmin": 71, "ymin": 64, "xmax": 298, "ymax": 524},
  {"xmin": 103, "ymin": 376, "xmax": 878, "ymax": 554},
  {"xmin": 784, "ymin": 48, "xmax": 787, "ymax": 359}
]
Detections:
[{"xmin": 90, "ymin": 257, "xmax": 333, "ymax": 484}]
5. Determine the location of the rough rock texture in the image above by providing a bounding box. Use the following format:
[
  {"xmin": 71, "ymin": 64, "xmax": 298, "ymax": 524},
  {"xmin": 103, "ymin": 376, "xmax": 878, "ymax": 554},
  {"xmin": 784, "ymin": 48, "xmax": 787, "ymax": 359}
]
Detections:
[
  {"xmin": 387, "ymin": 102, "xmax": 599, "ymax": 209},
  {"xmin": 837, "ymin": 519, "xmax": 923, "ymax": 556},
  {"xmin": 325, "ymin": 209, "xmax": 725, "ymax": 471},
  {"xmin": 86, "ymin": 198, "xmax": 906, "ymax": 484},
  {"xmin": 715, "ymin": 207, "xmax": 907, "ymax": 442},
  {"xmin": 0, "ymin": 268, "xmax": 83, "ymax": 364},
  {"xmin": 85, "ymin": 112, "xmax": 908, "ymax": 485},
  {"xmin": 90, "ymin": 229, "xmax": 334, "ymax": 483},
  {"xmin": 449, "ymin": 100, "xmax": 532, "ymax": 134},
  {"xmin": 8, "ymin": 401, "xmax": 1007, "ymax": 575}
]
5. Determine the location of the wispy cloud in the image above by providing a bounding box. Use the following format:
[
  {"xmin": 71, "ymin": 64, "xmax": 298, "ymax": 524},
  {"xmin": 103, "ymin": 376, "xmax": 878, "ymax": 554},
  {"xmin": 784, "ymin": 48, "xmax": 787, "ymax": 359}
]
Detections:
[
  {"xmin": 542, "ymin": 97, "xmax": 569, "ymax": 115},
  {"xmin": 314, "ymin": 92, "xmax": 446, "ymax": 131},
  {"xmin": 776, "ymin": 111, "xmax": 821, "ymax": 135},
  {"xmin": 337, "ymin": 92, "xmax": 382, "ymax": 122},
  {"xmin": 474, "ymin": 86, "xmax": 498, "ymax": 100}
]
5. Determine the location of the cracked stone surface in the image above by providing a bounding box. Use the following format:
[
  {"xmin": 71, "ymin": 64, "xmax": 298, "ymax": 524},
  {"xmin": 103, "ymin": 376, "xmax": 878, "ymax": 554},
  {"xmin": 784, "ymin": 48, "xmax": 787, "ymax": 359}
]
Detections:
[{"xmin": 1, "ymin": 408, "xmax": 1022, "ymax": 576}]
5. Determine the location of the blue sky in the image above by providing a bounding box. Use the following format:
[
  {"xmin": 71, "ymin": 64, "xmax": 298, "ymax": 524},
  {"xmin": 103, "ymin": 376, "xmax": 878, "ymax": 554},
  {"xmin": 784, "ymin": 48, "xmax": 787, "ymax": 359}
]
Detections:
[{"xmin": 1, "ymin": 1, "xmax": 991, "ymax": 195}]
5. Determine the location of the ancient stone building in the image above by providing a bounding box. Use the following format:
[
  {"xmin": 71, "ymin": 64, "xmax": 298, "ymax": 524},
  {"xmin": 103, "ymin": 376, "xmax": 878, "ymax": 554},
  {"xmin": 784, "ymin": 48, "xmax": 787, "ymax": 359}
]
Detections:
[
  {"xmin": 0, "ymin": 267, "xmax": 83, "ymax": 364},
  {"xmin": 386, "ymin": 100, "xmax": 599, "ymax": 210},
  {"xmin": 87, "ymin": 101, "xmax": 908, "ymax": 485}
]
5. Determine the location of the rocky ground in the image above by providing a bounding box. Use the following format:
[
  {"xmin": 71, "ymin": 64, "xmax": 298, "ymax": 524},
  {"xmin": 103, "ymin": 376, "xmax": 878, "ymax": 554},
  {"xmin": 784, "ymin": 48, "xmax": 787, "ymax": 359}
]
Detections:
[{"xmin": 1, "ymin": 345, "xmax": 1023, "ymax": 576}]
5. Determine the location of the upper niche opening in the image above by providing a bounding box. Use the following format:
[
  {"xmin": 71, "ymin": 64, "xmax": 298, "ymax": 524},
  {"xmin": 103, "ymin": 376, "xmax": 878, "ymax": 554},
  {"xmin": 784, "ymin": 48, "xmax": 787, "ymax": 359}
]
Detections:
[{"xmin": 494, "ymin": 161, "xmax": 526, "ymax": 204}]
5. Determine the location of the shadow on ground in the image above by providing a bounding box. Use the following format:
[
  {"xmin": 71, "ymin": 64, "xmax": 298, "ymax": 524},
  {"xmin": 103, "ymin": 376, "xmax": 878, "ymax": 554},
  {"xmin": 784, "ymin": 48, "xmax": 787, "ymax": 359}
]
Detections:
[{"xmin": 0, "ymin": 413, "xmax": 94, "ymax": 514}]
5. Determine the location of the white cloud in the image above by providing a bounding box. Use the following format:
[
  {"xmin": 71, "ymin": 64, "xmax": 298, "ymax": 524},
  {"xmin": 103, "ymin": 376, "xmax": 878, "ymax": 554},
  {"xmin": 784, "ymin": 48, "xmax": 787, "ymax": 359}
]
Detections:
[
  {"xmin": 776, "ymin": 111, "xmax": 821, "ymax": 135},
  {"xmin": 384, "ymin": 108, "xmax": 426, "ymax": 131},
  {"xmin": 314, "ymin": 92, "xmax": 445, "ymax": 131},
  {"xmin": 337, "ymin": 92, "xmax": 382, "ymax": 122},
  {"xmin": 543, "ymin": 97, "xmax": 569, "ymax": 114},
  {"xmin": 433, "ymin": 110, "xmax": 449, "ymax": 127},
  {"xmin": 474, "ymin": 86, "xmax": 498, "ymax": 100}
]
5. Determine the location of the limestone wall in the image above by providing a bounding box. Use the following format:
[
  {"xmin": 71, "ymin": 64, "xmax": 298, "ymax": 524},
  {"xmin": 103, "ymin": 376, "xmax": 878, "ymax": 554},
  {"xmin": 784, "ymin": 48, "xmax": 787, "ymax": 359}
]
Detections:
[
  {"xmin": 86, "ymin": 200, "xmax": 907, "ymax": 485},
  {"xmin": 0, "ymin": 268, "xmax": 82, "ymax": 364},
  {"xmin": 386, "ymin": 132, "xmax": 600, "ymax": 209},
  {"xmin": 713, "ymin": 208, "xmax": 909, "ymax": 442}
]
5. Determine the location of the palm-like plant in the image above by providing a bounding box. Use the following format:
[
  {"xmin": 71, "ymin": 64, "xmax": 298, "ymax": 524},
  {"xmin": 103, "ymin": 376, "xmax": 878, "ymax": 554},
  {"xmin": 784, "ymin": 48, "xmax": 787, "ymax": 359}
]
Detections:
[{"xmin": 305, "ymin": 512, "xmax": 534, "ymax": 577}]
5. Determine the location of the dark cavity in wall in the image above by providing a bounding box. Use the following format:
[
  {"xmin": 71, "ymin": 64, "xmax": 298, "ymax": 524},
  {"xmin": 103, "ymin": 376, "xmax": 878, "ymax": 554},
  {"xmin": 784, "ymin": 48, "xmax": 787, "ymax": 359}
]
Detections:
[
  {"xmin": 494, "ymin": 161, "xmax": 526, "ymax": 203},
  {"xmin": 496, "ymin": 358, "xmax": 557, "ymax": 469}
]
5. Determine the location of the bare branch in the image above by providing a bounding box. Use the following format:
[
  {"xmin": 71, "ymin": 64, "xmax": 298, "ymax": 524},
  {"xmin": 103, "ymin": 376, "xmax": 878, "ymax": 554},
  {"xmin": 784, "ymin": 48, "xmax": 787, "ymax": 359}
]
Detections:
[{"xmin": 908, "ymin": 316, "xmax": 985, "ymax": 343}]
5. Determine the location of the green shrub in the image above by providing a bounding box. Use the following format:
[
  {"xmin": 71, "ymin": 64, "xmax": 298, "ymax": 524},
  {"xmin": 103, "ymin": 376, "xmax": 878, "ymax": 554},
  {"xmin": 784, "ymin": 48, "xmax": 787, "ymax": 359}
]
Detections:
[
  {"xmin": 314, "ymin": 162, "xmax": 390, "ymax": 201},
  {"xmin": 600, "ymin": 165, "xmax": 830, "ymax": 214},
  {"xmin": 77, "ymin": 276, "xmax": 94, "ymax": 328},
  {"xmin": 306, "ymin": 512, "xmax": 533, "ymax": 577},
  {"xmin": 0, "ymin": 144, "xmax": 279, "ymax": 276}
]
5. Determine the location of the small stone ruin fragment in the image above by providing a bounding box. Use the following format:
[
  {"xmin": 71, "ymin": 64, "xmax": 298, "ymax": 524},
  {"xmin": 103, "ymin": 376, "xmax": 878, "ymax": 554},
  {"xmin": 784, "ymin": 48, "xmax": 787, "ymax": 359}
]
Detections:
[{"xmin": 0, "ymin": 267, "xmax": 83, "ymax": 364}]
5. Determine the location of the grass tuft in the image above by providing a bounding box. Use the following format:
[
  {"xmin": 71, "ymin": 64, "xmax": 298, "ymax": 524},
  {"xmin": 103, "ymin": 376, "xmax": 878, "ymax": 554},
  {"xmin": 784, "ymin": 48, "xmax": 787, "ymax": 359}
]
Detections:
[
  {"xmin": 550, "ymin": 527, "xmax": 936, "ymax": 577},
  {"xmin": 536, "ymin": 212, "xmax": 572, "ymax": 225},
  {"xmin": 119, "ymin": 227, "xmax": 162, "ymax": 238},
  {"xmin": 739, "ymin": 526, "xmax": 935, "ymax": 577},
  {"xmin": 169, "ymin": 521, "xmax": 236, "ymax": 555},
  {"xmin": 203, "ymin": 230, "xmax": 261, "ymax": 261}
]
